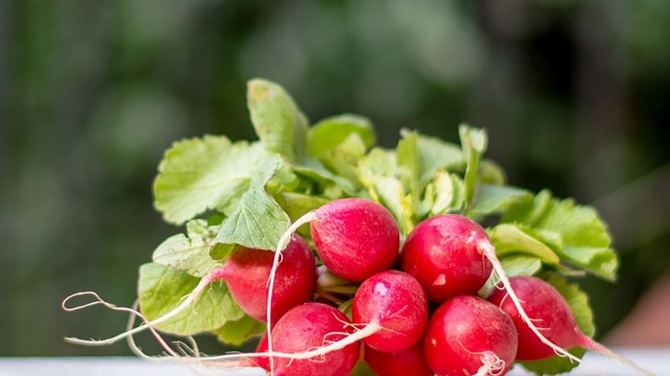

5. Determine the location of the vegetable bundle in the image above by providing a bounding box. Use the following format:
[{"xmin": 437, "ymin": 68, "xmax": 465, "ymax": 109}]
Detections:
[{"xmin": 65, "ymin": 79, "xmax": 650, "ymax": 376}]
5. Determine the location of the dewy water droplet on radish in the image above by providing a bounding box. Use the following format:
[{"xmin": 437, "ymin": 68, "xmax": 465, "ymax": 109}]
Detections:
[{"xmin": 432, "ymin": 274, "xmax": 447, "ymax": 286}]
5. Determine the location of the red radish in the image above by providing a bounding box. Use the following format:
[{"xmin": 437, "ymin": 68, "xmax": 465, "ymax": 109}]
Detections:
[
  {"xmin": 218, "ymin": 235, "xmax": 316, "ymax": 322},
  {"xmin": 352, "ymin": 270, "xmax": 428, "ymax": 353},
  {"xmin": 400, "ymin": 214, "xmax": 493, "ymax": 302},
  {"xmin": 310, "ymin": 198, "xmax": 400, "ymax": 282},
  {"xmin": 488, "ymin": 276, "xmax": 654, "ymax": 375},
  {"xmin": 487, "ymin": 276, "xmax": 584, "ymax": 361},
  {"xmin": 250, "ymin": 332, "xmax": 270, "ymax": 371},
  {"xmin": 423, "ymin": 295, "xmax": 518, "ymax": 376},
  {"xmin": 364, "ymin": 343, "xmax": 433, "ymax": 376},
  {"xmin": 268, "ymin": 302, "xmax": 359, "ymax": 376}
]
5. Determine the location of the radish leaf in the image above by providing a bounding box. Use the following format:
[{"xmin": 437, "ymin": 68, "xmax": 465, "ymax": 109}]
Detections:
[
  {"xmin": 469, "ymin": 184, "xmax": 532, "ymax": 216},
  {"xmin": 138, "ymin": 262, "xmax": 244, "ymax": 335},
  {"xmin": 213, "ymin": 314, "xmax": 265, "ymax": 346},
  {"xmin": 213, "ymin": 157, "xmax": 291, "ymax": 252},
  {"xmin": 459, "ymin": 124, "xmax": 487, "ymax": 211},
  {"xmin": 397, "ymin": 130, "xmax": 421, "ymax": 197},
  {"xmin": 414, "ymin": 132, "xmax": 465, "ymax": 185},
  {"xmin": 488, "ymin": 223, "xmax": 561, "ymax": 264},
  {"xmin": 152, "ymin": 219, "xmax": 220, "ymax": 277},
  {"xmin": 307, "ymin": 114, "xmax": 375, "ymax": 157},
  {"xmin": 247, "ymin": 78, "xmax": 308, "ymax": 162},
  {"xmin": 421, "ymin": 170, "xmax": 465, "ymax": 217},
  {"xmin": 153, "ymin": 136, "xmax": 281, "ymax": 225},
  {"xmin": 502, "ymin": 190, "xmax": 619, "ymax": 281}
]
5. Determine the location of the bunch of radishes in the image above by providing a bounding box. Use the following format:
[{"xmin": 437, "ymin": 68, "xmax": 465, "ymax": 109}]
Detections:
[
  {"xmin": 62, "ymin": 78, "xmax": 653, "ymax": 376},
  {"xmin": 211, "ymin": 197, "xmax": 625, "ymax": 376}
]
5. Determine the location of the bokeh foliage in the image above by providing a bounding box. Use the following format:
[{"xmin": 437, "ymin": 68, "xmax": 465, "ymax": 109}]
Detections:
[{"xmin": 1, "ymin": 0, "xmax": 668, "ymax": 356}]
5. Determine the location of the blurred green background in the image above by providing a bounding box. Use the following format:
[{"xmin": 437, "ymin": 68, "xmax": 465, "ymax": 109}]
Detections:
[{"xmin": 1, "ymin": 0, "xmax": 669, "ymax": 356}]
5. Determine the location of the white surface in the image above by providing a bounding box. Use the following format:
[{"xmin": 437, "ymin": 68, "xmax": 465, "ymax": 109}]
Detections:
[
  {"xmin": 0, "ymin": 349, "xmax": 667, "ymax": 376},
  {"xmin": 0, "ymin": 357, "xmax": 266, "ymax": 376}
]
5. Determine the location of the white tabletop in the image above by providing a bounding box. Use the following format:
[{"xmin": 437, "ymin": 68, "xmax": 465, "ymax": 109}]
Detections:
[{"xmin": 0, "ymin": 349, "xmax": 667, "ymax": 376}]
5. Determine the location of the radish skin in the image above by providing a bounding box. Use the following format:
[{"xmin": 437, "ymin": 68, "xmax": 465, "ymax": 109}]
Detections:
[
  {"xmin": 269, "ymin": 303, "xmax": 359, "ymax": 376},
  {"xmin": 310, "ymin": 198, "xmax": 400, "ymax": 282},
  {"xmin": 423, "ymin": 295, "xmax": 518, "ymax": 376},
  {"xmin": 400, "ymin": 214, "xmax": 493, "ymax": 302},
  {"xmin": 364, "ymin": 343, "xmax": 433, "ymax": 376},
  {"xmin": 352, "ymin": 270, "xmax": 428, "ymax": 353},
  {"xmin": 220, "ymin": 235, "xmax": 316, "ymax": 323}
]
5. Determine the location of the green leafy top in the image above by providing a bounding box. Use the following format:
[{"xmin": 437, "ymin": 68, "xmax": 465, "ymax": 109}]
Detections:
[
  {"xmin": 501, "ymin": 190, "xmax": 619, "ymax": 281},
  {"xmin": 138, "ymin": 262, "xmax": 244, "ymax": 335},
  {"xmin": 143, "ymin": 79, "xmax": 618, "ymax": 375},
  {"xmin": 153, "ymin": 136, "xmax": 281, "ymax": 225}
]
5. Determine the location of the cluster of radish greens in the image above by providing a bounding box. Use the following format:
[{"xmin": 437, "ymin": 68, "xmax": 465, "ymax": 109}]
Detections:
[{"xmin": 64, "ymin": 79, "xmax": 653, "ymax": 376}]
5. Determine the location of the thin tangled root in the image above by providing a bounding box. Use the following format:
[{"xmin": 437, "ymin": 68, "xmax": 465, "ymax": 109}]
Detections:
[
  {"xmin": 63, "ymin": 290, "xmax": 381, "ymax": 372},
  {"xmin": 473, "ymin": 352, "xmax": 506, "ymax": 376}
]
